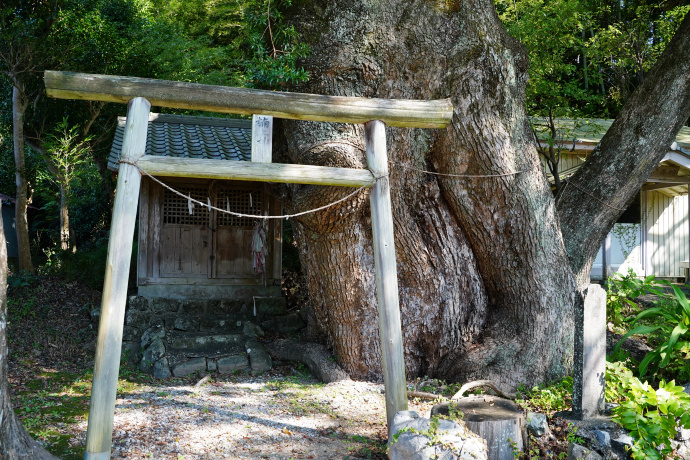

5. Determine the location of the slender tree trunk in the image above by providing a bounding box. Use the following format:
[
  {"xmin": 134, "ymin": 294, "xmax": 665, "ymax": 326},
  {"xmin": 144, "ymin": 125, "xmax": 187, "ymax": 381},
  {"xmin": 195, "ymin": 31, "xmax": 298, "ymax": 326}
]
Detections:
[
  {"xmin": 0, "ymin": 203, "xmax": 57, "ymax": 459},
  {"xmin": 281, "ymin": 0, "xmax": 576, "ymax": 390},
  {"xmin": 11, "ymin": 85, "xmax": 34, "ymax": 274},
  {"xmin": 557, "ymin": 13, "xmax": 690, "ymax": 286},
  {"xmin": 59, "ymin": 184, "xmax": 70, "ymax": 252}
]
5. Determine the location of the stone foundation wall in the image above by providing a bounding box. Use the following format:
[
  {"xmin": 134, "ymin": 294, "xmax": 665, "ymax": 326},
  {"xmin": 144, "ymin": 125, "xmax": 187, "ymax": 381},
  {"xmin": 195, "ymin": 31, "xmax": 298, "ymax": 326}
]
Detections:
[{"xmin": 118, "ymin": 295, "xmax": 307, "ymax": 378}]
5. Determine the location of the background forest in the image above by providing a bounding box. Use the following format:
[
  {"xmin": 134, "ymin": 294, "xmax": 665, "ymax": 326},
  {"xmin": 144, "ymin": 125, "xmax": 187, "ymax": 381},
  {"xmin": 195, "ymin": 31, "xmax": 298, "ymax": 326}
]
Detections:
[{"xmin": 1, "ymin": 0, "xmax": 687, "ymax": 277}]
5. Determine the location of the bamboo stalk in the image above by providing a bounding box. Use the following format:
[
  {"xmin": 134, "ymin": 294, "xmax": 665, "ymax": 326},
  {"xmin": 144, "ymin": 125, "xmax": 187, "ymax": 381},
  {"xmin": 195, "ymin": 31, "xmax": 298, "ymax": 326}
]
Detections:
[
  {"xmin": 44, "ymin": 71, "xmax": 453, "ymax": 129},
  {"xmin": 365, "ymin": 120, "xmax": 407, "ymax": 434},
  {"xmin": 84, "ymin": 97, "xmax": 151, "ymax": 460}
]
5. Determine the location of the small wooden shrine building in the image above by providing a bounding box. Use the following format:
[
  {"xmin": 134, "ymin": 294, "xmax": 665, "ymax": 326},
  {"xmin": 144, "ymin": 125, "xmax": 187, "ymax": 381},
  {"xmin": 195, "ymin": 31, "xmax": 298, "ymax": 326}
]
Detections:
[{"xmin": 107, "ymin": 114, "xmax": 281, "ymax": 300}]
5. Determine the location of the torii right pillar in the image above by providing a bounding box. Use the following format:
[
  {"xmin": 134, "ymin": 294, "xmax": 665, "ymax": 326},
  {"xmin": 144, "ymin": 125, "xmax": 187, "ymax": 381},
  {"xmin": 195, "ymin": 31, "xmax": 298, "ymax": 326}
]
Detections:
[{"xmin": 364, "ymin": 120, "xmax": 408, "ymax": 433}]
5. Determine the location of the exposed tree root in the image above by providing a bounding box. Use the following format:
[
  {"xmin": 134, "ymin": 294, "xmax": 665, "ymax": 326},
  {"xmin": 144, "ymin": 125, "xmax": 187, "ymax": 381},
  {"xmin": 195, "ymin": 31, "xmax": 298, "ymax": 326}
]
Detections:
[{"xmin": 266, "ymin": 338, "xmax": 350, "ymax": 383}]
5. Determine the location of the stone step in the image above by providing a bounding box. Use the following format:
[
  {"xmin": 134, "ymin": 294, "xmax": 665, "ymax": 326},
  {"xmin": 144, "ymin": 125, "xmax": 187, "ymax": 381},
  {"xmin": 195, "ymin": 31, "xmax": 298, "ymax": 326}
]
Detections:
[
  {"xmin": 136, "ymin": 328, "xmax": 272, "ymax": 378},
  {"xmin": 165, "ymin": 331, "xmax": 246, "ymax": 358}
]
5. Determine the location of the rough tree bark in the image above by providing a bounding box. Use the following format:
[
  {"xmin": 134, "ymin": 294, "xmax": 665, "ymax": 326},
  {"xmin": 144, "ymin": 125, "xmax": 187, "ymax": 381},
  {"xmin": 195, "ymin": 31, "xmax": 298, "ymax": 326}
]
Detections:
[
  {"xmin": 278, "ymin": 0, "xmax": 577, "ymax": 390},
  {"xmin": 278, "ymin": 0, "xmax": 690, "ymax": 390},
  {"xmin": 11, "ymin": 84, "xmax": 34, "ymax": 273},
  {"xmin": 0, "ymin": 204, "xmax": 57, "ymax": 459},
  {"xmin": 557, "ymin": 13, "xmax": 690, "ymax": 285}
]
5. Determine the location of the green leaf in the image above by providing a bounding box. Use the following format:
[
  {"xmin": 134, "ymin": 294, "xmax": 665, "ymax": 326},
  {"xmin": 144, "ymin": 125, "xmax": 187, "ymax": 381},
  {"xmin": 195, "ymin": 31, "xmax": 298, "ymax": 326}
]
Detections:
[
  {"xmin": 661, "ymin": 323, "xmax": 689, "ymax": 368},
  {"xmin": 639, "ymin": 352, "xmax": 659, "ymax": 377},
  {"xmin": 670, "ymin": 285, "xmax": 690, "ymax": 317},
  {"xmin": 613, "ymin": 325, "xmax": 662, "ymax": 355}
]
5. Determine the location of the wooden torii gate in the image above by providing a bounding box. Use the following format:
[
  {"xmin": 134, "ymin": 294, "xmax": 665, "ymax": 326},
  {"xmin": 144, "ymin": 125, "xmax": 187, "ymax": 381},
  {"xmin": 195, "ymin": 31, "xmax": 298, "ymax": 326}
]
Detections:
[{"xmin": 44, "ymin": 70, "xmax": 453, "ymax": 460}]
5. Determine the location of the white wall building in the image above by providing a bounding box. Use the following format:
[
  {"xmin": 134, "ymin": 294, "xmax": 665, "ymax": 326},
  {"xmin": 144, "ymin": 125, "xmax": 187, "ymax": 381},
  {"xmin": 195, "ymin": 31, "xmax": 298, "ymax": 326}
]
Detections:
[{"xmin": 539, "ymin": 118, "xmax": 690, "ymax": 280}]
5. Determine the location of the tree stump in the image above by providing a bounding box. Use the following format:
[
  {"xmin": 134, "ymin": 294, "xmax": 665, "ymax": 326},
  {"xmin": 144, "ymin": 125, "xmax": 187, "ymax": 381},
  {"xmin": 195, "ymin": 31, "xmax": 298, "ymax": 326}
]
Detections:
[{"xmin": 431, "ymin": 396, "xmax": 526, "ymax": 460}]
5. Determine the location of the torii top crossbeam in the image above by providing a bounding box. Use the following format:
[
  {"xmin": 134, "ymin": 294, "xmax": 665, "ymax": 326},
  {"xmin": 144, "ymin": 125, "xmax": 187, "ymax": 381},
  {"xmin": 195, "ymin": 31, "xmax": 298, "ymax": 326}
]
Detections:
[
  {"xmin": 44, "ymin": 71, "xmax": 453, "ymax": 460},
  {"xmin": 45, "ymin": 71, "xmax": 452, "ymax": 128}
]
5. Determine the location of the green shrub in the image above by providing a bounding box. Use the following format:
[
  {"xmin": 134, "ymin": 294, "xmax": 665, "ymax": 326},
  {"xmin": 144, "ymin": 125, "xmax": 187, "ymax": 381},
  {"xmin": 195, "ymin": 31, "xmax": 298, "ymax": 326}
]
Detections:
[
  {"xmin": 606, "ymin": 360, "xmax": 635, "ymax": 404},
  {"xmin": 606, "ymin": 269, "xmax": 654, "ymax": 330},
  {"xmin": 612, "ymin": 377, "xmax": 690, "ymax": 460},
  {"xmin": 614, "ymin": 280, "xmax": 690, "ymax": 380},
  {"xmin": 515, "ymin": 376, "xmax": 573, "ymax": 415},
  {"xmin": 39, "ymin": 237, "xmax": 137, "ymax": 290}
]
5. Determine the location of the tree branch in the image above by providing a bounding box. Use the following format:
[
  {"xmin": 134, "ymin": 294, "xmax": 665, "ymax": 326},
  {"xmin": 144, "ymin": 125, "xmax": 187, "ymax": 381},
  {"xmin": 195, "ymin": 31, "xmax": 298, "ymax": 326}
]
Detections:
[{"xmin": 557, "ymin": 13, "xmax": 690, "ymax": 285}]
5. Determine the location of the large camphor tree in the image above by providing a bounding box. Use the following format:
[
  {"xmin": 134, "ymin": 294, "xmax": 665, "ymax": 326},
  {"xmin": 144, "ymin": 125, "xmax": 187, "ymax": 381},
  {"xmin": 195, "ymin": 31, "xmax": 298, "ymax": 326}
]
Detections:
[{"xmin": 275, "ymin": 0, "xmax": 690, "ymax": 390}]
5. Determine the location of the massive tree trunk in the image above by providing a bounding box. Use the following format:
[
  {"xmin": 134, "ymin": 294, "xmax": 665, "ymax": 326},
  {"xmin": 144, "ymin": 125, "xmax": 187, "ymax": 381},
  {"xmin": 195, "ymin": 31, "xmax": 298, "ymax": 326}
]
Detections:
[
  {"xmin": 11, "ymin": 85, "xmax": 34, "ymax": 274},
  {"xmin": 279, "ymin": 0, "xmax": 577, "ymax": 390},
  {"xmin": 557, "ymin": 13, "xmax": 690, "ymax": 285},
  {"xmin": 0, "ymin": 204, "xmax": 57, "ymax": 459}
]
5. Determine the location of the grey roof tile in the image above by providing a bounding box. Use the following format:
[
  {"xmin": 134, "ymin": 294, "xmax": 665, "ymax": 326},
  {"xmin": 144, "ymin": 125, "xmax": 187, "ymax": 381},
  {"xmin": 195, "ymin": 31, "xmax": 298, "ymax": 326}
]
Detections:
[{"xmin": 108, "ymin": 113, "xmax": 252, "ymax": 171}]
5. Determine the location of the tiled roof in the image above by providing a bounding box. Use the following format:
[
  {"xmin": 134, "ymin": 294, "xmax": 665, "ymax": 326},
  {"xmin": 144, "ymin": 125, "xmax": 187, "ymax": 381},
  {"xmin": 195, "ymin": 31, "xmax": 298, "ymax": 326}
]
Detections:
[
  {"xmin": 533, "ymin": 117, "xmax": 690, "ymax": 148},
  {"xmin": 108, "ymin": 113, "xmax": 252, "ymax": 171}
]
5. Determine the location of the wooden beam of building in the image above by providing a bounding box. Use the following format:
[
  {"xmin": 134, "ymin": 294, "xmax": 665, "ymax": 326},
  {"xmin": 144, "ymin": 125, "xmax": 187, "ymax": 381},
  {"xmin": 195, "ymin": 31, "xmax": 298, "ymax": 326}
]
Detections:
[
  {"xmin": 648, "ymin": 165, "xmax": 681, "ymax": 182},
  {"xmin": 44, "ymin": 71, "xmax": 453, "ymax": 129},
  {"xmin": 642, "ymin": 182, "xmax": 690, "ymax": 192},
  {"xmin": 136, "ymin": 155, "xmax": 376, "ymax": 187}
]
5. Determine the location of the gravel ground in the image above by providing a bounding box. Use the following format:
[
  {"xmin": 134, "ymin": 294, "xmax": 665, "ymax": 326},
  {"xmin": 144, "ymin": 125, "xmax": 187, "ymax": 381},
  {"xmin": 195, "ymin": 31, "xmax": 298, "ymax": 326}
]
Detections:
[
  {"xmin": 4, "ymin": 275, "xmax": 441, "ymax": 459},
  {"xmin": 70, "ymin": 372, "xmax": 435, "ymax": 460}
]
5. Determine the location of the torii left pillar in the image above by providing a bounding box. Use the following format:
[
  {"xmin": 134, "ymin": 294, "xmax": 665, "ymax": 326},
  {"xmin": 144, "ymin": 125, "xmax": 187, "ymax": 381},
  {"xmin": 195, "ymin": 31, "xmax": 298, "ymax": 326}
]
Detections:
[{"xmin": 84, "ymin": 97, "xmax": 150, "ymax": 460}]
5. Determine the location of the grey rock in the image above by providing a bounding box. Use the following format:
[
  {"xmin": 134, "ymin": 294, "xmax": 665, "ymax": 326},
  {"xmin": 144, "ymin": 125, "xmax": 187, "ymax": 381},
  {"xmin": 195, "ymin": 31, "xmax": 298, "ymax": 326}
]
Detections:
[
  {"xmin": 122, "ymin": 326, "xmax": 141, "ymax": 342},
  {"xmin": 260, "ymin": 313, "xmax": 306, "ymax": 334},
  {"xmin": 208, "ymin": 299, "xmax": 246, "ymax": 315},
  {"xmin": 246, "ymin": 339, "xmax": 272, "ymax": 375},
  {"xmin": 151, "ymin": 297, "xmax": 184, "ymax": 314},
  {"xmin": 243, "ymin": 321, "xmax": 264, "ymax": 338},
  {"xmin": 153, "ymin": 357, "xmax": 171, "ymax": 379},
  {"xmin": 207, "ymin": 360, "xmax": 217, "ymax": 372},
  {"xmin": 148, "ymin": 315, "xmax": 165, "ymax": 328},
  {"xmin": 140, "ymin": 338, "xmax": 166, "ymax": 373},
  {"xmin": 160, "ymin": 313, "xmax": 181, "ymax": 330},
  {"xmin": 174, "ymin": 317, "xmax": 197, "ymax": 332},
  {"xmin": 676, "ymin": 443, "xmax": 690, "ymax": 460},
  {"xmin": 567, "ymin": 443, "xmax": 603, "ymax": 460},
  {"xmin": 141, "ymin": 325, "xmax": 165, "ymax": 348},
  {"xmin": 178, "ymin": 300, "xmax": 207, "ymax": 314},
  {"xmin": 388, "ymin": 411, "xmax": 488, "ymax": 460},
  {"xmin": 676, "ymin": 428, "xmax": 690, "ymax": 442},
  {"xmin": 165, "ymin": 332, "xmax": 245, "ymax": 358},
  {"xmin": 198, "ymin": 316, "xmax": 244, "ymax": 333},
  {"xmin": 127, "ymin": 296, "xmax": 149, "ymax": 312},
  {"xmin": 606, "ymin": 331, "xmax": 652, "ymax": 363},
  {"xmin": 121, "ymin": 341, "xmax": 141, "ymax": 366},
  {"xmin": 218, "ymin": 355, "xmax": 250, "ymax": 374},
  {"xmin": 684, "ymin": 383, "xmax": 690, "ymax": 395},
  {"xmin": 526, "ymin": 412, "xmax": 548, "ymax": 437},
  {"xmin": 253, "ymin": 297, "xmax": 287, "ymax": 318},
  {"xmin": 172, "ymin": 357, "xmax": 207, "ymax": 377},
  {"xmin": 592, "ymin": 430, "xmax": 611, "ymax": 447},
  {"xmin": 603, "ymin": 403, "xmax": 619, "ymax": 416},
  {"xmin": 299, "ymin": 305, "xmax": 312, "ymax": 322},
  {"xmin": 90, "ymin": 308, "xmax": 100, "ymax": 325},
  {"xmin": 611, "ymin": 434, "xmax": 634, "ymax": 455}
]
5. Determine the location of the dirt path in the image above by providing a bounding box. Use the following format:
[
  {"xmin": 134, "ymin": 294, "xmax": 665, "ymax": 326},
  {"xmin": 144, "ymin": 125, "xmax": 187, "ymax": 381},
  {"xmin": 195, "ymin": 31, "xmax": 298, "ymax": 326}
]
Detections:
[
  {"xmin": 6, "ymin": 275, "xmax": 440, "ymax": 459},
  {"xmin": 92, "ymin": 372, "xmax": 434, "ymax": 460}
]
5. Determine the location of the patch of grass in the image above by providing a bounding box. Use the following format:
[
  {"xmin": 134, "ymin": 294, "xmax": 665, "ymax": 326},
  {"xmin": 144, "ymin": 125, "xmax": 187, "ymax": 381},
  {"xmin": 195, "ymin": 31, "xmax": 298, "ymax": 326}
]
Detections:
[
  {"xmin": 14, "ymin": 371, "xmax": 93, "ymax": 460},
  {"xmin": 515, "ymin": 376, "xmax": 573, "ymax": 416},
  {"xmin": 12, "ymin": 368, "xmax": 152, "ymax": 459}
]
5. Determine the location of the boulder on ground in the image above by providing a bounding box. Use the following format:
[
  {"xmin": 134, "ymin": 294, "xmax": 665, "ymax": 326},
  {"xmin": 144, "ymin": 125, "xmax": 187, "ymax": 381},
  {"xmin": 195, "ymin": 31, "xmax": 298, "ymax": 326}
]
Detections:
[
  {"xmin": 567, "ymin": 443, "xmax": 603, "ymax": 460},
  {"xmin": 526, "ymin": 412, "xmax": 548, "ymax": 437},
  {"xmin": 388, "ymin": 411, "xmax": 488, "ymax": 460}
]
